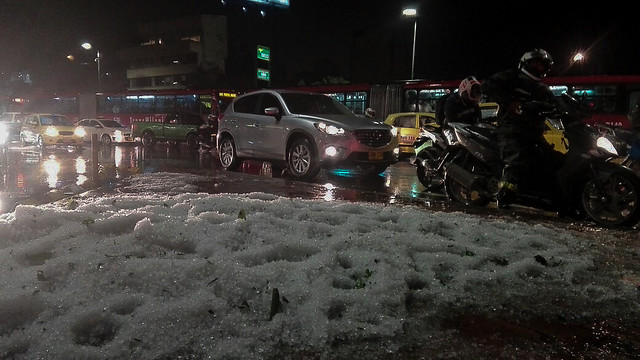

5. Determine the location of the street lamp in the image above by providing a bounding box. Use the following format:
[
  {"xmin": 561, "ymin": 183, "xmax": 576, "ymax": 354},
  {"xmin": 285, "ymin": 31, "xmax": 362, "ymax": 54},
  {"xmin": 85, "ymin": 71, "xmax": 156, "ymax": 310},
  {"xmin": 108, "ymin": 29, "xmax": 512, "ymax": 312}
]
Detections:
[
  {"xmin": 402, "ymin": 8, "xmax": 418, "ymax": 80},
  {"xmin": 81, "ymin": 42, "xmax": 101, "ymax": 91}
]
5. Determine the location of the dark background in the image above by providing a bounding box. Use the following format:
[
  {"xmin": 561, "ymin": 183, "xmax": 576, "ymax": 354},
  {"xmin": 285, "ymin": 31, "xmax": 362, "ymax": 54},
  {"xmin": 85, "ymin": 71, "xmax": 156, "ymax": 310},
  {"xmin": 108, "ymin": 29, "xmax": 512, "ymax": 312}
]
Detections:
[{"xmin": 0, "ymin": 0, "xmax": 636, "ymax": 91}]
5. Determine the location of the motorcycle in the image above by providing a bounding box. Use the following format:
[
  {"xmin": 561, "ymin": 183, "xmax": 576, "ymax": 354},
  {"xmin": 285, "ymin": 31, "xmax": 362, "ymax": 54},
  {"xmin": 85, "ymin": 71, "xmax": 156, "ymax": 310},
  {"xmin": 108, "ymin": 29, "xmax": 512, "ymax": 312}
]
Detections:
[
  {"xmin": 410, "ymin": 118, "xmax": 497, "ymax": 191},
  {"xmin": 410, "ymin": 122, "xmax": 453, "ymax": 191},
  {"xmin": 443, "ymin": 93, "xmax": 640, "ymax": 227}
]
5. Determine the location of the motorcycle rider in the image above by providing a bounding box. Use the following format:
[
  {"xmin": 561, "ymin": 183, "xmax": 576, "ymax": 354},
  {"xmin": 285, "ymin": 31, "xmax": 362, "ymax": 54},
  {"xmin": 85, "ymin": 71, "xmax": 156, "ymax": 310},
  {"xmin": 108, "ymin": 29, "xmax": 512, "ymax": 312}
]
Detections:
[
  {"xmin": 442, "ymin": 76, "xmax": 483, "ymax": 128},
  {"xmin": 364, "ymin": 107, "xmax": 376, "ymax": 119},
  {"xmin": 481, "ymin": 48, "xmax": 565, "ymax": 208}
]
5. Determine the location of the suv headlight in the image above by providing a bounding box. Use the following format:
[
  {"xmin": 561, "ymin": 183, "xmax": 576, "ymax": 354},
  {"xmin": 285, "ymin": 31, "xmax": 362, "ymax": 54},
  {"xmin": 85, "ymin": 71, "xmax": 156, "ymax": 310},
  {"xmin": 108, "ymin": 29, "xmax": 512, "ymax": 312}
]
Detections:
[
  {"xmin": 45, "ymin": 126, "xmax": 59, "ymax": 137},
  {"xmin": 390, "ymin": 126, "xmax": 397, "ymax": 137},
  {"xmin": 75, "ymin": 127, "xmax": 86, "ymax": 137},
  {"xmin": 314, "ymin": 122, "xmax": 345, "ymax": 136}
]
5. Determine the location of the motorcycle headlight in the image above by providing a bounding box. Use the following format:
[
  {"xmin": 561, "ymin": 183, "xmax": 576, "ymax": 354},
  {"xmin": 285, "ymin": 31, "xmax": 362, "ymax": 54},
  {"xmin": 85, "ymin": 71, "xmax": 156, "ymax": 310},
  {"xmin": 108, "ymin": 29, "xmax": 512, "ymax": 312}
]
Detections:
[
  {"xmin": 75, "ymin": 127, "xmax": 86, "ymax": 137},
  {"xmin": 596, "ymin": 136, "xmax": 618, "ymax": 156},
  {"xmin": 314, "ymin": 122, "xmax": 345, "ymax": 136},
  {"xmin": 45, "ymin": 126, "xmax": 59, "ymax": 137}
]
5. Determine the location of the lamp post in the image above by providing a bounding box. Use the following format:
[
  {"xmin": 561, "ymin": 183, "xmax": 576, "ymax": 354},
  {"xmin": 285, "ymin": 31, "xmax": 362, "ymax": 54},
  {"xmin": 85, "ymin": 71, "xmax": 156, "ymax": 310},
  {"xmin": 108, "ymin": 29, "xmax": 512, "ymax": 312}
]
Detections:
[
  {"xmin": 402, "ymin": 8, "xmax": 418, "ymax": 80},
  {"xmin": 81, "ymin": 42, "xmax": 101, "ymax": 91}
]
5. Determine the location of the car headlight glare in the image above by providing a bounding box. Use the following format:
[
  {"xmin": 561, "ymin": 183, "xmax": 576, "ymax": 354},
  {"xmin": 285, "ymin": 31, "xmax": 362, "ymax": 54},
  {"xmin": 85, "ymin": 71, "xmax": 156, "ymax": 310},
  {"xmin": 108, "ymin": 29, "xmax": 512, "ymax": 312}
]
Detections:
[
  {"xmin": 45, "ymin": 126, "xmax": 58, "ymax": 137},
  {"xmin": 114, "ymin": 130, "xmax": 123, "ymax": 142},
  {"xmin": 390, "ymin": 126, "xmax": 397, "ymax": 137},
  {"xmin": 315, "ymin": 122, "xmax": 345, "ymax": 136},
  {"xmin": 75, "ymin": 127, "xmax": 86, "ymax": 137}
]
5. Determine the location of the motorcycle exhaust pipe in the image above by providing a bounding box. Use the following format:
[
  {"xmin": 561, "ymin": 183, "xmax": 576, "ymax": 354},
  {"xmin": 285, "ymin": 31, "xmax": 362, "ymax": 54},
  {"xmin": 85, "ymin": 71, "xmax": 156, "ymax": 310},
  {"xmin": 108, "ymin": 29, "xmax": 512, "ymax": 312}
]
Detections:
[{"xmin": 446, "ymin": 163, "xmax": 478, "ymax": 189}]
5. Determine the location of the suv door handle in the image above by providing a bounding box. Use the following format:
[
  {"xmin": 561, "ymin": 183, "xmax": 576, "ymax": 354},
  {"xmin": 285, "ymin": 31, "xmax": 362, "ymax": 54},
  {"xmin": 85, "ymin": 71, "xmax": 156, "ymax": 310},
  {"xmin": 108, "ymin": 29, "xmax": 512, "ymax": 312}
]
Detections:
[{"xmin": 253, "ymin": 122, "xmax": 261, "ymax": 128}]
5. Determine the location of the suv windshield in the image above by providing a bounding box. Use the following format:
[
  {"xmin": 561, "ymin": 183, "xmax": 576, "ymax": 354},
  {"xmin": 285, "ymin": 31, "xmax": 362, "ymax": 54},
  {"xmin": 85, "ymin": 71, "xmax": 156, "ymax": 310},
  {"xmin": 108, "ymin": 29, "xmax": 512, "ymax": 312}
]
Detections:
[
  {"xmin": 41, "ymin": 115, "xmax": 74, "ymax": 126},
  {"xmin": 280, "ymin": 93, "xmax": 353, "ymax": 116}
]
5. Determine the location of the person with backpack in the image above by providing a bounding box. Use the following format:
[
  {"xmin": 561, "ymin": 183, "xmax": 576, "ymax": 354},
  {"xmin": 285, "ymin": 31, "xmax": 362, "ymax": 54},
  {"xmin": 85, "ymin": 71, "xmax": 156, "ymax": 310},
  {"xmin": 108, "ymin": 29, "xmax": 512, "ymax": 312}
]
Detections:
[{"xmin": 442, "ymin": 76, "xmax": 483, "ymax": 129}]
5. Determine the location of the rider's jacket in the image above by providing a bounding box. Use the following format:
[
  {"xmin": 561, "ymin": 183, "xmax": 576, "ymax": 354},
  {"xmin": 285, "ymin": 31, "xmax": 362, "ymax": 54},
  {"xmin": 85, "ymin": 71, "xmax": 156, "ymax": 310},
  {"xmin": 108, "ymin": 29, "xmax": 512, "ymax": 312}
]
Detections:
[
  {"xmin": 443, "ymin": 92, "xmax": 482, "ymax": 128},
  {"xmin": 482, "ymin": 68, "xmax": 557, "ymax": 138}
]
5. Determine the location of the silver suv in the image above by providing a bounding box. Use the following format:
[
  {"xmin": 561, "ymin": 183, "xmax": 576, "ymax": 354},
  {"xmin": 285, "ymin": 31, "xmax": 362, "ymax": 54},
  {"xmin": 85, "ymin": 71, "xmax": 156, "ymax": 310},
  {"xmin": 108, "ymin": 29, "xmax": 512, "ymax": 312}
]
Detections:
[{"xmin": 217, "ymin": 90, "xmax": 399, "ymax": 179}]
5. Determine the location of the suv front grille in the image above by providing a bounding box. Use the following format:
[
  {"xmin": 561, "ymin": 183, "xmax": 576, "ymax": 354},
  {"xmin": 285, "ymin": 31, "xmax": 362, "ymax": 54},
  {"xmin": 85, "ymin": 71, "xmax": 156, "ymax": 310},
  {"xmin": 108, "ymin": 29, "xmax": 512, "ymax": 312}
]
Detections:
[{"xmin": 353, "ymin": 129, "xmax": 392, "ymax": 147}]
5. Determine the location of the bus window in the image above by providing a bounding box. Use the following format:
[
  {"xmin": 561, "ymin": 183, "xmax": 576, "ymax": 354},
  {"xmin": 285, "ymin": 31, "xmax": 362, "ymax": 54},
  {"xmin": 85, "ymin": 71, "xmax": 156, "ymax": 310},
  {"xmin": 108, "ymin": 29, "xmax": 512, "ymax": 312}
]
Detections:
[
  {"xmin": 122, "ymin": 96, "xmax": 139, "ymax": 113},
  {"xmin": 549, "ymin": 85, "xmax": 568, "ymax": 96},
  {"xmin": 176, "ymin": 95, "xmax": 199, "ymax": 112},
  {"xmin": 100, "ymin": 96, "xmax": 122, "ymax": 114},
  {"xmin": 404, "ymin": 90, "xmax": 417, "ymax": 112},
  {"xmin": 155, "ymin": 96, "xmax": 176, "ymax": 113},
  {"xmin": 199, "ymin": 95, "xmax": 213, "ymax": 116},
  {"xmin": 345, "ymin": 92, "xmax": 366, "ymax": 115},
  {"xmin": 571, "ymin": 86, "xmax": 617, "ymax": 113},
  {"xmin": 418, "ymin": 89, "xmax": 449, "ymax": 113},
  {"xmin": 138, "ymin": 95, "xmax": 154, "ymax": 113}
]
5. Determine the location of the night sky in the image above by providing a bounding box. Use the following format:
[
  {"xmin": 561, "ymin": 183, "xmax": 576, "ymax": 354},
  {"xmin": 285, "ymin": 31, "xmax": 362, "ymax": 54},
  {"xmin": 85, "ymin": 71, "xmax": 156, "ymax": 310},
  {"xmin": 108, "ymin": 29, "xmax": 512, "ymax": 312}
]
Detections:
[{"xmin": 0, "ymin": 0, "xmax": 636, "ymax": 90}]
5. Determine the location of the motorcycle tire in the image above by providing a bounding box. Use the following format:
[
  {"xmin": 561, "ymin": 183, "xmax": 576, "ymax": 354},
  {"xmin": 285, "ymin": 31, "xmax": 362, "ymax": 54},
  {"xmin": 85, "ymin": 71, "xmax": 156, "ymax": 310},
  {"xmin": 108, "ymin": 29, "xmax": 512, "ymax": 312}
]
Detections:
[
  {"xmin": 580, "ymin": 169, "xmax": 640, "ymax": 227},
  {"xmin": 416, "ymin": 164, "xmax": 444, "ymax": 191},
  {"xmin": 416, "ymin": 147, "xmax": 446, "ymax": 191}
]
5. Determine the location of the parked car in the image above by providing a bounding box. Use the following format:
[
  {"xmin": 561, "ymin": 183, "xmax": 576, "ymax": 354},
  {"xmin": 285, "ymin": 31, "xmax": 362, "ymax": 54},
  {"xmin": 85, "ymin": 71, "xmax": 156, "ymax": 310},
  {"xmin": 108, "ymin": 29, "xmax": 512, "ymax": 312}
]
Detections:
[
  {"xmin": 76, "ymin": 118, "xmax": 134, "ymax": 145},
  {"xmin": 131, "ymin": 111, "xmax": 203, "ymax": 149},
  {"xmin": 384, "ymin": 112, "xmax": 436, "ymax": 155},
  {"xmin": 0, "ymin": 112, "xmax": 26, "ymax": 142},
  {"xmin": 217, "ymin": 89, "xmax": 399, "ymax": 179},
  {"xmin": 20, "ymin": 113, "xmax": 84, "ymax": 148}
]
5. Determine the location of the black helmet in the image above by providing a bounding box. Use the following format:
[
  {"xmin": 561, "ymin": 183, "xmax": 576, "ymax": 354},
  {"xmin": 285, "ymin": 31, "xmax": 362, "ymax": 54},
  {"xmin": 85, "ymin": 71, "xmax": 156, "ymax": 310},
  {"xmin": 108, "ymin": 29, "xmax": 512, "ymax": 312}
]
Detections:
[{"xmin": 518, "ymin": 49, "xmax": 553, "ymax": 79}]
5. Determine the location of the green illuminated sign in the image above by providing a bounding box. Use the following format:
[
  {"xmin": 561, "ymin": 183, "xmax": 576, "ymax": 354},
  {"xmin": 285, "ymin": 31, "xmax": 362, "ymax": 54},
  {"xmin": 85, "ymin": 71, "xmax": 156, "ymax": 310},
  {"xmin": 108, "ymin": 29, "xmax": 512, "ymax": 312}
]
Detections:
[
  {"xmin": 257, "ymin": 68, "xmax": 270, "ymax": 81},
  {"xmin": 257, "ymin": 45, "xmax": 270, "ymax": 61}
]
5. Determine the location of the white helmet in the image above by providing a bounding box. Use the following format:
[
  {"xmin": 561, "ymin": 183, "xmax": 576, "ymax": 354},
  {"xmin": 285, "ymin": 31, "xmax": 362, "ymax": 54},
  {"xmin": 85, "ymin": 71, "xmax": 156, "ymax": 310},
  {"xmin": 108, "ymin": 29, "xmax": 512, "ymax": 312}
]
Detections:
[{"xmin": 458, "ymin": 76, "xmax": 482, "ymax": 104}]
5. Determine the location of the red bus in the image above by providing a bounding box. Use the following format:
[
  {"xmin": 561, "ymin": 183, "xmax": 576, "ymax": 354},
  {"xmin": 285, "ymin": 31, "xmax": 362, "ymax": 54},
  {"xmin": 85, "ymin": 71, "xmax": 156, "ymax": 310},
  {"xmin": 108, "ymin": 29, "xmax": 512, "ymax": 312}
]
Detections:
[
  {"xmin": 24, "ymin": 89, "xmax": 239, "ymax": 128},
  {"xmin": 294, "ymin": 75, "xmax": 640, "ymax": 129}
]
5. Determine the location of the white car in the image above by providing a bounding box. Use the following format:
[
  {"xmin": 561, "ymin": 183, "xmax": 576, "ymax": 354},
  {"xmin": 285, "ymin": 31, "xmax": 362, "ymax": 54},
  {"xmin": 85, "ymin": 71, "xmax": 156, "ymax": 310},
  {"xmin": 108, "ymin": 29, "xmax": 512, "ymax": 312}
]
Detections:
[
  {"xmin": 76, "ymin": 118, "xmax": 134, "ymax": 145},
  {"xmin": 217, "ymin": 90, "xmax": 399, "ymax": 179}
]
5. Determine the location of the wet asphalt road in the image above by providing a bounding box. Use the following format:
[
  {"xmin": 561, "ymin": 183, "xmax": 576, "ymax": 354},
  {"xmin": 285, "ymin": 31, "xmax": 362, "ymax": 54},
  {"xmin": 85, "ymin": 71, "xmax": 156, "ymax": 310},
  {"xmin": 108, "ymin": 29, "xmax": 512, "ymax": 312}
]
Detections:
[{"xmin": 0, "ymin": 141, "xmax": 449, "ymax": 214}]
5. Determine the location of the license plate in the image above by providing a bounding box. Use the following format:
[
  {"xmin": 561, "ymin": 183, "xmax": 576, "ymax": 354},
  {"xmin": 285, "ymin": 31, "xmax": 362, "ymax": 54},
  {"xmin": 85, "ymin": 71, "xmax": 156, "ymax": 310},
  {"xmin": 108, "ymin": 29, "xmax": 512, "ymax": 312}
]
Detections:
[{"xmin": 368, "ymin": 151, "xmax": 383, "ymax": 160}]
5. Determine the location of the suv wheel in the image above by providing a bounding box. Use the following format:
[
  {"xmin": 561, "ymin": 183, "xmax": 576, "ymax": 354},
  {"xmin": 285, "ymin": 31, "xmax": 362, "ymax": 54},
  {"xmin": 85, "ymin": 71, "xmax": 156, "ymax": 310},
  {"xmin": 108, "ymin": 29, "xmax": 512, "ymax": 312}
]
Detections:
[
  {"xmin": 141, "ymin": 132, "xmax": 156, "ymax": 147},
  {"xmin": 219, "ymin": 136, "xmax": 239, "ymax": 170},
  {"xmin": 288, "ymin": 138, "xmax": 320, "ymax": 180},
  {"xmin": 101, "ymin": 134, "xmax": 112, "ymax": 146}
]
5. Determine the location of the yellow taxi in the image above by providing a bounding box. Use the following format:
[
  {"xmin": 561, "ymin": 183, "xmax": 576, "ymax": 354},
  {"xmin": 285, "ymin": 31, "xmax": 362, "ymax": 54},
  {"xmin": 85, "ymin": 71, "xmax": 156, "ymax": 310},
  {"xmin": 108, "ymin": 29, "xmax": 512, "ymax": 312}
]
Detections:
[
  {"xmin": 20, "ymin": 113, "xmax": 85, "ymax": 148},
  {"xmin": 383, "ymin": 112, "xmax": 436, "ymax": 155}
]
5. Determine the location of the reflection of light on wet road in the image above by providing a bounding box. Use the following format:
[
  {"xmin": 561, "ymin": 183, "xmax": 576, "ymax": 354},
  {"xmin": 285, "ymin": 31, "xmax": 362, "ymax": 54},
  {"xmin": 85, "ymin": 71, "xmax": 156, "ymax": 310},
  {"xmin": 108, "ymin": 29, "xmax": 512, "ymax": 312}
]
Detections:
[
  {"xmin": 322, "ymin": 183, "xmax": 336, "ymax": 201},
  {"xmin": 114, "ymin": 147, "xmax": 123, "ymax": 168},
  {"xmin": 75, "ymin": 157, "xmax": 88, "ymax": 185},
  {"xmin": 43, "ymin": 155, "xmax": 60, "ymax": 188},
  {"xmin": 76, "ymin": 157, "xmax": 86, "ymax": 174}
]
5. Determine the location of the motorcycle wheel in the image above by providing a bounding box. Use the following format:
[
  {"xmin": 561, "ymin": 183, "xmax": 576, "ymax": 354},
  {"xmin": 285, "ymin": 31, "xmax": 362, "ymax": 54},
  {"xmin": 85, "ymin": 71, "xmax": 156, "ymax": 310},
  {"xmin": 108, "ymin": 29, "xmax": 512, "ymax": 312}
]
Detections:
[
  {"xmin": 416, "ymin": 148, "xmax": 445, "ymax": 191},
  {"xmin": 445, "ymin": 157, "xmax": 492, "ymax": 207},
  {"xmin": 581, "ymin": 170, "xmax": 640, "ymax": 227},
  {"xmin": 416, "ymin": 164, "xmax": 444, "ymax": 191}
]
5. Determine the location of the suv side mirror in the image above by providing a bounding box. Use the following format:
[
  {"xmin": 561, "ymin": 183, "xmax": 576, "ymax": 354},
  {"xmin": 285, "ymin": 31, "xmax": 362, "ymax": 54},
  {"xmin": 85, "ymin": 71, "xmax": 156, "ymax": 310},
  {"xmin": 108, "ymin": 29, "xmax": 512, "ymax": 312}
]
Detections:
[{"xmin": 264, "ymin": 107, "xmax": 281, "ymax": 120}]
